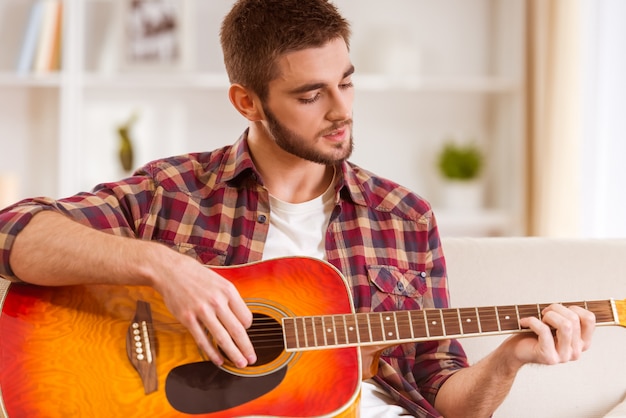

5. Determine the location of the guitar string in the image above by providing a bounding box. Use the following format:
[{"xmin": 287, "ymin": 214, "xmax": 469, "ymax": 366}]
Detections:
[
  {"xmin": 141, "ymin": 302, "xmax": 612, "ymax": 350},
  {"xmin": 149, "ymin": 303, "xmax": 612, "ymax": 334}
]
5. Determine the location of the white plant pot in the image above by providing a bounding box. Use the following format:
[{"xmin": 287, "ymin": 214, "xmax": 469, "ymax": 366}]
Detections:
[{"xmin": 440, "ymin": 180, "xmax": 484, "ymax": 212}]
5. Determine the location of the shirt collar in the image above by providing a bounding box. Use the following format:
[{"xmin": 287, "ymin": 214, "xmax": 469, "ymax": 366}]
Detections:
[{"xmin": 219, "ymin": 130, "xmax": 260, "ymax": 185}]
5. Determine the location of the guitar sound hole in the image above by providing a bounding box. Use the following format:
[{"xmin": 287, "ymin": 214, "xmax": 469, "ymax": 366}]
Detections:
[
  {"xmin": 218, "ymin": 313, "xmax": 284, "ymax": 366},
  {"xmin": 250, "ymin": 313, "xmax": 284, "ymax": 365}
]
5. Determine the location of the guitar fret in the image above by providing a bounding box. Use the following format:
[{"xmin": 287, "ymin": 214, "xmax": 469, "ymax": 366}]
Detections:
[
  {"xmin": 439, "ymin": 310, "xmax": 446, "ymax": 336},
  {"xmin": 457, "ymin": 308, "xmax": 464, "ymax": 335},
  {"xmin": 478, "ymin": 306, "xmax": 499, "ymax": 332},
  {"xmin": 475, "ymin": 307, "xmax": 482, "ymax": 333},
  {"xmin": 379, "ymin": 312, "xmax": 393, "ymax": 341},
  {"xmin": 425, "ymin": 310, "xmax": 444, "ymax": 337},
  {"xmin": 393, "ymin": 312, "xmax": 401, "ymax": 340},
  {"xmin": 298, "ymin": 317, "xmax": 306, "ymax": 348},
  {"xmin": 459, "ymin": 308, "xmax": 479, "ymax": 334},
  {"xmin": 312, "ymin": 316, "xmax": 321, "ymax": 347},
  {"xmin": 409, "ymin": 311, "xmax": 428, "ymax": 338},
  {"xmin": 322, "ymin": 316, "xmax": 335, "ymax": 346},
  {"xmin": 396, "ymin": 311, "xmax": 413, "ymax": 340},
  {"xmin": 590, "ymin": 300, "xmax": 614, "ymax": 322},
  {"xmin": 377, "ymin": 313, "xmax": 386, "ymax": 341},
  {"xmin": 370, "ymin": 313, "xmax": 384, "ymax": 342},
  {"xmin": 407, "ymin": 311, "xmax": 415, "ymax": 339},
  {"xmin": 384, "ymin": 313, "xmax": 394, "ymax": 340},
  {"xmin": 283, "ymin": 318, "xmax": 296, "ymax": 350},
  {"xmin": 356, "ymin": 313, "xmax": 370, "ymax": 344},
  {"xmin": 498, "ymin": 305, "xmax": 520, "ymax": 331},
  {"xmin": 334, "ymin": 316, "xmax": 347, "ymax": 345},
  {"xmin": 495, "ymin": 306, "xmax": 502, "ymax": 331},
  {"xmin": 442, "ymin": 308, "xmax": 462, "ymax": 336},
  {"xmin": 344, "ymin": 314, "xmax": 359, "ymax": 344}
]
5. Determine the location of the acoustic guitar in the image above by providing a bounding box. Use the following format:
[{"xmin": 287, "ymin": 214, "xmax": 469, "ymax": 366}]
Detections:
[{"xmin": 0, "ymin": 257, "xmax": 623, "ymax": 417}]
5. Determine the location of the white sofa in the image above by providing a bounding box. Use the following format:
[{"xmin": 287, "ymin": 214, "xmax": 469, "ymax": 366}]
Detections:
[{"xmin": 442, "ymin": 237, "xmax": 626, "ymax": 418}]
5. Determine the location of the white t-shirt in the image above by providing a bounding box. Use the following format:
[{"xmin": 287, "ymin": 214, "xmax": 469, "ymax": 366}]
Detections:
[{"xmin": 261, "ymin": 175, "xmax": 412, "ymax": 417}]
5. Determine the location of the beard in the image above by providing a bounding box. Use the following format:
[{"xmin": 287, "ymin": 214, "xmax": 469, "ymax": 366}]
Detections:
[{"xmin": 262, "ymin": 104, "xmax": 354, "ymax": 165}]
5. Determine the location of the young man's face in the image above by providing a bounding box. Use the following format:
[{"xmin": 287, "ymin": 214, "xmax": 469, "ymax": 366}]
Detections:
[{"xmin": 261, "ymin": 37, "xmax": 355, "ymax": 165}]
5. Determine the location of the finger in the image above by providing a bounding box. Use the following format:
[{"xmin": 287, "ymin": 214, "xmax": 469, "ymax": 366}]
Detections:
[
  {"xmin": 569, "ymin": 305, "xmax": 596, "ymax": 351},
  {"xmin": 541, "ymin": 304, "xmax": 580, "ymax": 361},
  {"xmin": 221, "ymin": 281, "xmax": 254, "ymax": 331},
  {"xmin": 187, "ymin": 319, "xmax": 225, "ymax": 366},
  {"xmin": 218, "ymin": 303, "xmax": 258, "ymax": 365},
  {"xmin": 202, "ymin": 313, "xmax": 251, "ymax": 368},
  {"xmin": 218, "ymin": 283, "xmax": 257, "ymax": 364},
  {"xmin": 519, "ymin": 316, "xmax": 560, "ymax": 364}
]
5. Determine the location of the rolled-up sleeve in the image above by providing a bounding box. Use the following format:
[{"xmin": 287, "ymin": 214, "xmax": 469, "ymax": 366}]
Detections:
[{"xmin": 0, "ymin": 175, "xmax": 156, "ymax": 281}]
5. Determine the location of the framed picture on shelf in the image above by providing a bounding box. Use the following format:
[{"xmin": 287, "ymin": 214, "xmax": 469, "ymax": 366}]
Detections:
[{"xmin": 121, "ymin": 0, "xmax": 194, "ymax": 71}]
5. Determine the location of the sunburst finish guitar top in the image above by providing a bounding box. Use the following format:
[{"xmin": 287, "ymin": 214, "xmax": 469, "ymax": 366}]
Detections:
[{"xmin": 0, "ymin": 258, "xmax": 360, "ymax": 417}]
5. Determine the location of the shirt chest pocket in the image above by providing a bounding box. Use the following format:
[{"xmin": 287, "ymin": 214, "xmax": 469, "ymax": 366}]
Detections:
[{"xmin": 366, "ymin": 265, "xmax": 427, "ymax": 311}]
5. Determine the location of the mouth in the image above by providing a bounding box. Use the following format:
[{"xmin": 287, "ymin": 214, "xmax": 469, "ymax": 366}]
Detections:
[{"xmin": 322, "ymin": 122, "xmax": 351, "ymax": 141}]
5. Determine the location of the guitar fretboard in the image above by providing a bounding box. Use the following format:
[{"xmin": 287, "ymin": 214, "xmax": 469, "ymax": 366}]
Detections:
[{"xmin": 282, "ymin": 300, "xmax": 617, "ymax": 351}]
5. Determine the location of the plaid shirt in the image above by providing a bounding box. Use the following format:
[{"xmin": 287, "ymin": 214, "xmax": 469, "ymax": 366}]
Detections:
[{"xmin": 0, "ymin": 131, "xmax": 467, "ymax": 417}]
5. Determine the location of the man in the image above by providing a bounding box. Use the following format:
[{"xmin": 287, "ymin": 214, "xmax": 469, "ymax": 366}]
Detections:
[{"xmin": 0, "ymin": 1, "xmax": 595, "ymax": 417}]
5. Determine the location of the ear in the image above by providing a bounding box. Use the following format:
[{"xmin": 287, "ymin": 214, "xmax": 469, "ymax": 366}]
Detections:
[{"xmin": 228, "ymin": 84, "xmax": 263, "ymax": 122}]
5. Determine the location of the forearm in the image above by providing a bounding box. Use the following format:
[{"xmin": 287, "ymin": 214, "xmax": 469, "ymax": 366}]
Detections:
[
  {"xmin": 9, "ymin": 210, "xmax": 257, "ymax": 368},
  {"xmin": 434, "ymin": 338, "xmax": 522, "ymax": 418},
  {"xmin": 9, "ymin": 210, "xmax": 167, "ymax": 287}
]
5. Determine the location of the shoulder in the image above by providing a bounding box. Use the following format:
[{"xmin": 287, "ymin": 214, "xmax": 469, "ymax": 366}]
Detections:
[
  {"xmin": 342, "ymin": 161, "xmax": 433, "ymax": 222},
  {"xmin": 137, "ymin": 145, "xmax": 235, "ymax": 194}
]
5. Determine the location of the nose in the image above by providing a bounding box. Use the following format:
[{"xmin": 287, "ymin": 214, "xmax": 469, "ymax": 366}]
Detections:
[{"xmin": 327, "ymin": 88, "xmax": 353, "ymax": 122}]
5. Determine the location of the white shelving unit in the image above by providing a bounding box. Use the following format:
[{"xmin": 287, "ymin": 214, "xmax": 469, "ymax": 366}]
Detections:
[{"xmin": 0, "ymin": 0, "xmax": 527, "ymax": 237}]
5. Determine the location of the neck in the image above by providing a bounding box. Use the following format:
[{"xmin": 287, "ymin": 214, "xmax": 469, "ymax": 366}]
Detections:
[{"xmin": 247, "ymin": 127, "xmax": 336, "ymax": 203}]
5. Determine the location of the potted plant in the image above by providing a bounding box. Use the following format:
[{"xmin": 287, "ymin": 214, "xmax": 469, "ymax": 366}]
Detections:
[{"xmin": 436, "ymin": 141, "xmax": 485, "ymax": 211}]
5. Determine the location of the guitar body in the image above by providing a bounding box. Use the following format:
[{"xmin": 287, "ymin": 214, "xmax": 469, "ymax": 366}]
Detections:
[{"xmin": 0, "ymin": 258, "xmax": 361, "ymax": 417}]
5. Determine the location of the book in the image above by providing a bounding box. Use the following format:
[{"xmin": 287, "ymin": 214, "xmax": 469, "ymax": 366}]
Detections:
[
  {"xmin": 34, "ymin": 0, "xmax": 63, "ymax": 73},
  {"xmin": 48, "ymin": 1, "xmax": 63, "ymax": 71},
  {"xmin": 16, "ymin": 0, "xmax": 45, "ymax": 74}
]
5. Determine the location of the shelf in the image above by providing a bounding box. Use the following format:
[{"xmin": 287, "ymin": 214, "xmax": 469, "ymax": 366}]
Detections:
[
  {"xmin": 81, "ymin": 72, "xmax": 230, "ymax": 89},
  {"xmin": 0, "ymin": 72, "xmax": 62, "ymax": 88}
]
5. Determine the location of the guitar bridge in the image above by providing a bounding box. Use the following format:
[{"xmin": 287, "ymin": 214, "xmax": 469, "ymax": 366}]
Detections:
[{"xmin": 126, "ymin": 300, "xmax": 158, "ymax": 394}]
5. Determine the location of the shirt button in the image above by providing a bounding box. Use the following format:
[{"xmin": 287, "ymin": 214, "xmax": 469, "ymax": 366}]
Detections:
[
  {"xmin": 397, "ymin": 282, "xmax": 405, "ymax": 291},
  {"xmin": 257, "ymin": 214, "xmax": 267, "ymax": 223},
  {"xmin": 420, "ymin": 271, "xmax": 427, "ymax": 278}
]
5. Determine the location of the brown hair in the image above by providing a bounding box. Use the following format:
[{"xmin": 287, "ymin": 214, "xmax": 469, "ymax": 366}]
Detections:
[{"xmin": 220, "ymin": 0, "xmax": 351, "ymax": 100}]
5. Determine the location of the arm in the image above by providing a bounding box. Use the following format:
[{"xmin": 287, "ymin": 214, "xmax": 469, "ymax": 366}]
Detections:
[
  {"xmin": 434, "ymin": 304, "xmax": 596, "ymax": 417},
  {"xmin": 9, "ymin": 210, "xmax": 257, "ymax": 368}
]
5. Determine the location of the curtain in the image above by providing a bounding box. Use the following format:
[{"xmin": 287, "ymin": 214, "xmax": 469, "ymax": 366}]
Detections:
[
  {"xmin": 525, "ymin": 0, "xmax": 582, "ymax": 236},
  {"xmin": 580, "ymin": 0, "xmax": 626, "ymax": 237}
]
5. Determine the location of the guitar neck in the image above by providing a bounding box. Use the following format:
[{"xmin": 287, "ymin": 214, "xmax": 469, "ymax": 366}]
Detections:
[{"xmin": 282, "ymin": 299, "xmax": 623, "ymax": 351}]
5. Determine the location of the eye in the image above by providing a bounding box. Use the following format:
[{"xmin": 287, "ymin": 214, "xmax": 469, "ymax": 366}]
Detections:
[
  {"xmin": 298, "ymin": 92, "xmax": 321, "ymax": 104},
  {"xmin": 339, "ymin": 81, "xmax": 354, "ymax": 90}
]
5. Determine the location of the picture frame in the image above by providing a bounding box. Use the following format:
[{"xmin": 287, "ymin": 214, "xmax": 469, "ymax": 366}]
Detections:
[{"xmin": 120, "ymin": 0, "xmax": 194, "ymax": 71}]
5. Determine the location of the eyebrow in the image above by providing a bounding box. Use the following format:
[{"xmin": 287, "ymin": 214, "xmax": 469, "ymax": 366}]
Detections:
[{"xmin": 287, "ymin": 65, "xmax": 355, "ymax": 95}]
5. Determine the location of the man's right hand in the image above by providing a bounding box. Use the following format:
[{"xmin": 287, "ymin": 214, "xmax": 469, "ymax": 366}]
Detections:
[{"xmin": 149, "ymin": 247, "xmax": 257, "ymax": 369}]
